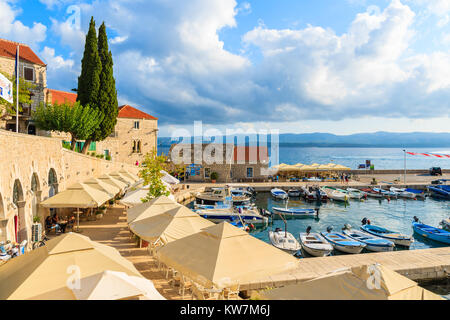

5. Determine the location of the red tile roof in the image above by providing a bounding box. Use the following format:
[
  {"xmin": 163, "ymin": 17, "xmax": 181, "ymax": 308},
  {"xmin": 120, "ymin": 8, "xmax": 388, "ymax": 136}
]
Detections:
[
  {"xmin": 118, "ymin": 105, "xmax": 158, "ymax": 120},
  {"xmin": 48, "ymin": 89, "xmax": 77, "ymax": 105},
  {"xmin": 234, "ymin": 146, "xmax": 269, "ymax": 163},
  {"xmin": 0, "ymin": 38, "xmax": 46, "ymax": 66}
]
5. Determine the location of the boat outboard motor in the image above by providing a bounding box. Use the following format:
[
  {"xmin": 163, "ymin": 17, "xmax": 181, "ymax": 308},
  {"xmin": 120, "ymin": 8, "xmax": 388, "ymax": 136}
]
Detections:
[
  {"xmin": 326, "ymin": 226, "xmax": 333, "ymax": 233},
  {"xmin": 413, "ymin": 216, "xmax": 419, "ymax": 223},
  {"xmin": 306, "ymin": 226, "xmax": 312, "ymax": 235},
  {"xmin": 314, "ymin": 208, "xmax": 320, "ymax": 217},
  {"xmin": 343, "ymin": 223, "xmax": 352, "ymax": 230},
  {"xmin": 361, "ymin": 217, "xmax": 368, "ymax": 225}
]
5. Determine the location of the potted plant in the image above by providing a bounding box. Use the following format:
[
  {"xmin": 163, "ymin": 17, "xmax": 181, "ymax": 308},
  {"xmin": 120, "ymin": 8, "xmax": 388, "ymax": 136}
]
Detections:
[
  {"xmin": 95, "ymin": 209, "xmax": 103, "ymax": 220},
  {"xmin": 210, "ymin": 172, "xmax": 218, "ymax": 183}
]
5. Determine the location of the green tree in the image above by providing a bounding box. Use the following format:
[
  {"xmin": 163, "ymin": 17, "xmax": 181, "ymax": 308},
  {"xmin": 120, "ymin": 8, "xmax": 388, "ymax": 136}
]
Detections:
[
  {"xmin": 91, "ymin": 22, "xmax": 119, "ymax": 144},
  {"xmin": 77, "ymin": 16, "xmax": 102, "ymax": 153},
  {"xmin": 0, "ymin": 72, "xmax": 36, "ymax": 115},
  {"xmin": 139, "ymin": 151, "xmax": 171, "ymax": 202},
  {"xmin": 32, "ymin": 102, "xmax": 104, "ymax": 151}
]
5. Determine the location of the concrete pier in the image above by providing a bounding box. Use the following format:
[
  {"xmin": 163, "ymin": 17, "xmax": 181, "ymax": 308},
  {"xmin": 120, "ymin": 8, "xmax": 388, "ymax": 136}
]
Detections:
[{"xmin": 241, "ymin": 247, "xmax": 450, "ymax": 291}]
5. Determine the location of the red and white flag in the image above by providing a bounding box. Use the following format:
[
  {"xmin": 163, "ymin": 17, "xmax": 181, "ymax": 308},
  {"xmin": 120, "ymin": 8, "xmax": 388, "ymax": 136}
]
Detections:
[{"xmin": 406, "ymin": 152, "xmax": 450, "ymax": 158}]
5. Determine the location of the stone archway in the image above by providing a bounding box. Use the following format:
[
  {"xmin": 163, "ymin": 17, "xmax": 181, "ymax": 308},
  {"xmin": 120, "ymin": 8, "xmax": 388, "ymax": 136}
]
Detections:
[{"xmin": 13, "ymin": 179, "xmax": 26, "ymax": 243}]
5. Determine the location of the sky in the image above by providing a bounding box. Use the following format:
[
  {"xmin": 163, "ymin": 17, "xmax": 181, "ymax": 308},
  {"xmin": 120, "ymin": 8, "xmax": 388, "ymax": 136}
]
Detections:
[{"xmin": 1, "ymin": 0, "xmax": 450, "ymax": 137}]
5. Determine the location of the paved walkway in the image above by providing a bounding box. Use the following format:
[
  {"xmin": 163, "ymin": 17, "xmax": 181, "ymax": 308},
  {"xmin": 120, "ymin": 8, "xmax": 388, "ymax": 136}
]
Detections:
[{"xmin": 77, "ymin": 204, "xmax": 188, "ymax": 300}]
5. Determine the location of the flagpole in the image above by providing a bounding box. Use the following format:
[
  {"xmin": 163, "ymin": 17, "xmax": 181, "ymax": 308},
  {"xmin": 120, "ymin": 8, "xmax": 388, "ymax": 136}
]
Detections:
[
  {"xmin": 404, "ymin": 149, "xmax": 406, "ymax": 184},
  {"xmin": 16, "ymin": 45, "xmax": 19, "ymax": 133}
]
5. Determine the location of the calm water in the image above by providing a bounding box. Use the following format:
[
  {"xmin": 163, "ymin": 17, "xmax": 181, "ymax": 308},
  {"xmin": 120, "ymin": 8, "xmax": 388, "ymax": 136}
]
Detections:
[
  {"xmin": 250, "ymin": 192, "xmax": 450, "ymax": 252},
  {"xmin": 159, "ymin": 146, "xmax": 450, "ymax": 170}
]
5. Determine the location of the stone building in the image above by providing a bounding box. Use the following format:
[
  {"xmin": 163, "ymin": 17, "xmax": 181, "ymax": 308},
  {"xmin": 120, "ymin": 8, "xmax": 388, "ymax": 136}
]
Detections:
[
  {"xmin": 0, "ymin": 38, "xmax": 47, "ymax": 135},
  {"xmin": 169, "ymin": 143, "xmax": 269, "ymax": 183}
]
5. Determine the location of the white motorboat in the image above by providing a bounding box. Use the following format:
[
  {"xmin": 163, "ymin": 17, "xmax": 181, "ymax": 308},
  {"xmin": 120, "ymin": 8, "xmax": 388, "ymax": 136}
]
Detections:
[
  {"xmin": 300, "ymin": 186, "xmax": 316, "ymax": 201},
  {"xmin": 299, "ymin": 228, "xmax": 333, "ymax": 257},
  {"xmin": 347, "ymin": 188, "xmax": 367, "ymax": 198},
  {"xmin": 269, "ymin": 228, "xmax": 301, "ymax": 255},
  {"xmin": 342, "ymin": 225, "xmax": 395, "ymax": 252},
  {"xmin": 271, "ymin": 188, "xmax": 288, "ymax": 200},
  {"xmin": 389, "ymin": 187, "xmax": 416, "ymax": 199},
  {"xmin": 336, "ymin": 188, "xmax": 363, "ymax": 200},
  {"xmin": 196, "ymin": 187, "xmax": 251, "ymax": 206},
  {"xmin": 288, "ymin": 189, "xmax": 301, "ymax": 197},
  {"xmin": 321, "ymin": 187, "xmax": 349, "ymax": 202}
]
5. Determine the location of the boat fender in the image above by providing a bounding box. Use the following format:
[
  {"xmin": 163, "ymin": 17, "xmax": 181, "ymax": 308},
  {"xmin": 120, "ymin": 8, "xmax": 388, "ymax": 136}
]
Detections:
[{"xmin": 250, "ymin": 223, "xmax": 255, "ymax": 230}]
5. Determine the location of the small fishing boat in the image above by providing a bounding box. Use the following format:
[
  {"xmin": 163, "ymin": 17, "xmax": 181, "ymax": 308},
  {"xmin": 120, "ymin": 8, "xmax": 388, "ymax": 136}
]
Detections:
[
  {"xmin": 412, "ymin": 221, "xmax": 450, "ymax": 244},
  {"xmin": 440, "ymin": 218, "xmax": 450, "ymax": 231},
  {"xmin": 405, "ymin": 188, "xmax": 426, "ymax": 200},
  {"xmin": 361, "ymin": 188, "xmax": 384, "ymax": 199},
  {"xmin": 427, "ymin": 185, "xmax": 450, "ymax": 200},
  {"xmin": 300, "ymin": 186, "xmax": 316, "ymax": 201},
  {"xmin": 299, "ymin": 227, "xmax": 333, "ymax": 257},
  {"xmin": 347, "ymin": 188, "xmax": 367, "ymax": 198},
  {"xmin": 196, "ymin": 187, "xmax": 251, "ymax": 206},
  {"xmin": 335, "ymin": 188, "xmax": 363, "ymax": 200},
  {"xmin": 288, "ymin": 189, "xmax": 301, "ymax": 197},
  {"xmin": 361, "ymin": 223, "xmax": 413, "ymax": 247},
  {"xmin": 195, "ymin": 206, "xmax": 268, "ymax": 226},
  {"xmin": 342, "ymin": 225, "xmax": 395, "ymax": 252},
  {"xmin": 321, "ymin": 228, "xmax": 366, "ymax": 254},
  {"xmin": 372, "ymin": 188, "xmax": 398, "ymax": 199},
  {"xmin": 389, "ymin": 187, "xmax": 416, "ymax": 199},
  {"xmin": 321, "ymin": 187, "xmax": 349, "ymax": 202},
  {"xmin": 271, "ymin": 188, "xmax": 288, "ymax": 200},
  {"xmin": 269, "ymin": 228, "xmax": 301, "ymax": 255},
  {"xmin": 227, "ymin": 184, "xmax": 256, "ymax": 197},
  {"xmin": 314, "ymin": 187, "xmax": 328, "ymax": 201},
  {"xmin": 272, "ymin": 207, "xmax": 318, "ymax": 219}
]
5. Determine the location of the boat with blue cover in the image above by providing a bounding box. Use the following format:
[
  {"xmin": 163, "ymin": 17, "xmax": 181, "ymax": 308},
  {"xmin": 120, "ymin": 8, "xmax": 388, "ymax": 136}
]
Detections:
[
  {"xmin": 272, "ymin": 207, "xmax": 318, "ymax": 219},
  {"xmin": 271, "ymin": 188, "xmax": 288, "ymax": 200},
  {"xmin": 321, "ymin": 227, "xmax": 366, "ymax": 254},
  {"xmin": 427, "ymin": 185, "xmax": 450, "ymax": 200},
  {"xmin": 342, "ymin": 225, "xmax": 395, "ymax": 252},
  {"xmin": 412, "ymin": 221, "xmax": 450, "ymax": 245},
  {"xmin": 405, "ymin": 188, "xmax": 426, "ymax": 199},
  {"xmin": 372, "ymin": 188, "xmax": 398, "ymax": 199},
  {"xmin": 361, "ymin": 223, "xmax": 413, "ymax": 247}
]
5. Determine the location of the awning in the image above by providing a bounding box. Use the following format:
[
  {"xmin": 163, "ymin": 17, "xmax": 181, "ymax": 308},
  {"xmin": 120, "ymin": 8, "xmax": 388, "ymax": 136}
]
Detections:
[
  {"xmin": 83, "ymin": 178, "xmax": 120, "ymax": 198},
  {"xmin": 97, "ymin": 174, "xmax": 128, "ymax": 191}
]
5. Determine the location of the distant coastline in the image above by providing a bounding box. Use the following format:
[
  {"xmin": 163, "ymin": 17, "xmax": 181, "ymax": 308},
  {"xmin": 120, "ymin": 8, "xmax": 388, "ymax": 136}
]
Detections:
[{"xmin": 158, "ymin": 131, "xmax": 450, "ymax": 148}]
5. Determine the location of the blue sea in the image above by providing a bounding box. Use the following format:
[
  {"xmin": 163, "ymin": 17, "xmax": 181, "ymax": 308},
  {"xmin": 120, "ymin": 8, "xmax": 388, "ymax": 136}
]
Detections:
[{"xmin": 159, "ymin": 146, "xmax": 450, "ymax": 170}]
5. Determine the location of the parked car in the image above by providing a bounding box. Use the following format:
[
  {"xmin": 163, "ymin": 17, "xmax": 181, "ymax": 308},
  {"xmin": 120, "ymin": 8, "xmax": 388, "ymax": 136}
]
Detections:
[{"xmin": 429, "ymin": 167, "xmax": 442, "ymax": 176}]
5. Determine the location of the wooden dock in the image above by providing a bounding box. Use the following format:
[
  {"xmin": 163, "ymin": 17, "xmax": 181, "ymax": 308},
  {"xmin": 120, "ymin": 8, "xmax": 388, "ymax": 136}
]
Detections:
[{"xmin": 241, "ymin": 247, "xmax": 450, "ymax": 291}]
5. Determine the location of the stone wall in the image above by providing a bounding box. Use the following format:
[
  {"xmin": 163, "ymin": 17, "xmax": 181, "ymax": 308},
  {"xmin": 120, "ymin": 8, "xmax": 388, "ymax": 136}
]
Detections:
[{"xmin": 0, "ymin": 129, "xmax": 138, "ymax": 244}]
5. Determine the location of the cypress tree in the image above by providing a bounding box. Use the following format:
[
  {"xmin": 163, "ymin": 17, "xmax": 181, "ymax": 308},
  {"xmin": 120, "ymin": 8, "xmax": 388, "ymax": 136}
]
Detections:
[
  {"xmin": 77, "ymin": 16, "xmax": 102, "ymax": 153},
  {"xmin": 92, "ymin": 22, "xmax": 119, "ymax": 142}
]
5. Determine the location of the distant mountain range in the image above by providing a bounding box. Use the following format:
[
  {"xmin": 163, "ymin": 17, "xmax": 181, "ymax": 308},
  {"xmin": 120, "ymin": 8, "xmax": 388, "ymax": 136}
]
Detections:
[{"xmin": 158, "ymin": 132, "xmax": 450, "ymax": 148}]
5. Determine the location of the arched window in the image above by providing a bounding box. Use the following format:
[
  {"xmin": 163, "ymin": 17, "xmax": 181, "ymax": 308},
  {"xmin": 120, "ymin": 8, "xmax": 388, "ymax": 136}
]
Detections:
[
  {"xmin": 48, "ymin": 168, "xmax": 58, "ymax": 195},
  {"xmin": 13, "ymin": 179, "xmax": 23, "ymax": 206},
  {"xmin": 31, "ymin": 173, "xmax": 40, "ymax": 192}
]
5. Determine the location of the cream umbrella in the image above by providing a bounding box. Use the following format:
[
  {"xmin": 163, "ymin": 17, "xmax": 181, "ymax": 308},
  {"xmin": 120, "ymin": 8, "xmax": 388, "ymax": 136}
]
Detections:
[
  {"xmin": 126, "ymin": 195, "xmax": 181, "ymax": 224},
  {"xmin": 129, "ymin": 206, "xmax": 214, "ymax": 245},
  {"xmin": 255, "ymin": 264, "xmax": 444, "ymax": 300},
  {"xmin": 72, "ymin": 270, "xmax": 165, "ymax": 300},
  {"xmin": 40, "ymin": 183, "xmax": 111, "ymax": 232},
  {"xmin": 83, "ymin": 177, "xmax": 120, "ymax": 198},
  {"xmin": 109, "ymin": 171, "xmax": 134, "ymax": 186},
  {"xmin": 156, "ymin": 222, "xmax": 299, "ymax": 289},
  {"xmin": 119, "ymin": 169, "xmax": 140, "ymax": 182},
  {"xmin": 97, "ymin": 174, "xmax": 128, "ymax": 191},
  {"xmin": 0, "ymin": 233, "xmax": 145, "ymax": 300},
  {"xmin": 40, "ymin": 183, "xmax": 111, "ymax": 208},
  {"xmin": 333, "ymin": 164, "xmax": 351, "ymax": 171}
]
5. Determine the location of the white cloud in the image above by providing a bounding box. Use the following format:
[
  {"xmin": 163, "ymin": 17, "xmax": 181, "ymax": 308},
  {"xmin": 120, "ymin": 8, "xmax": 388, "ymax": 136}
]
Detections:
[{"xmin": 0, "ymin": 0, "xmax": 47, "ymax": 49}]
